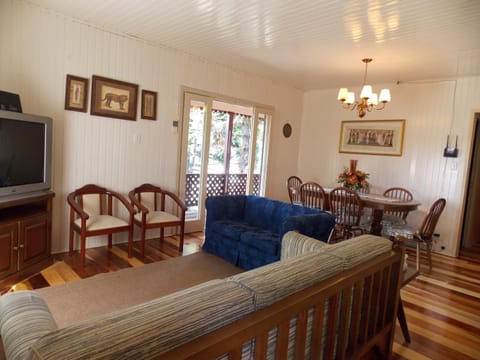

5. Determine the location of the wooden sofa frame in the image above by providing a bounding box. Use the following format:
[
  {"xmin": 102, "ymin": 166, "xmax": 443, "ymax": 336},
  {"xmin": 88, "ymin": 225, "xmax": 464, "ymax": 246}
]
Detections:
[{"xmin": 162, "ymin": 243, "xmax": 404, "ymax": 360}]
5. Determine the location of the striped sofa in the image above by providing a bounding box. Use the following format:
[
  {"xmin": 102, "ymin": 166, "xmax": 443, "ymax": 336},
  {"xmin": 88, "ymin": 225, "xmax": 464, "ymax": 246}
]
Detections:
[{"xmin": 0, "ymin": 233, "xmax": 403, "ymax": 359}]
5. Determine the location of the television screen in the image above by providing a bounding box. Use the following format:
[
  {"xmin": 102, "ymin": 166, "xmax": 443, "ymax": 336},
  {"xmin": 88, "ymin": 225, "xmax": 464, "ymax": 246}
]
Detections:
[
  {"xmin": 0, "ymin": 118, "xmax": 45, "ymax": 187},
  {"xmin": 0, "ymin": 110, "xmax": 52, "ymax": 199}
]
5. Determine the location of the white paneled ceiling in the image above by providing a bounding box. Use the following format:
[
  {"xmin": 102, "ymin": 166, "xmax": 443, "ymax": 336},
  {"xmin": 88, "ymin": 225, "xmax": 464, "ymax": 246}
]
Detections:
[{"xmin": 23, "ymin": 0, "xmax": 480, "ymax": 90}]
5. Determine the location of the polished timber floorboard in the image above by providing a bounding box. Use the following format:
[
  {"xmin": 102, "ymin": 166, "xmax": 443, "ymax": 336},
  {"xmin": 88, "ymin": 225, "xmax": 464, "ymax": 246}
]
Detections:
[{"xmin": 3, "ymin": 233, "xmax": 480, "ymax": 359}]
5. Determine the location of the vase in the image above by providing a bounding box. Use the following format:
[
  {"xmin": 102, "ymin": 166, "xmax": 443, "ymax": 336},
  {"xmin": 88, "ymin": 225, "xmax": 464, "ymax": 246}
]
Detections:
[{"xmin": 350, "ymin": 159, "xmax": 358, "ymax": 173}]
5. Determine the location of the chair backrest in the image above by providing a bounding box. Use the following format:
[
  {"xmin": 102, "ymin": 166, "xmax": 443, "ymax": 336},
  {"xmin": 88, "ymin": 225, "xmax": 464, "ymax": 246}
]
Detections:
[
  {"xmin": 130, "ymin": 183, "xmax": 163, "ymax": 211},
  {"xmin": 419, "ymin": 198, "xmax": 446, "ymax": 240},
  {"xmin": 70, "ymin": 184, "xmax": 109, "ymax": 216},
  {"xmin": 299, "ymin": 182, "xmax": 327, "ymax": 210},
  {"xmin": 383, "ymin": 187, "xmax": 413, "ymax": 220},
  {"xmin": 287, "ymin": 176, "xmax": 302, "ymax": 204},
  {"xmin": 329, "ymin": 187, "xmax": 363, "ymax": 226}
]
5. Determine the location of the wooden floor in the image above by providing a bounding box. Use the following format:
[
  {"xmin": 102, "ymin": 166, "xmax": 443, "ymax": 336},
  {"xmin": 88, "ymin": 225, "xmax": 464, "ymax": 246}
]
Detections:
[{"xmin": 3, "ymin": 233, "xmax": 480, "ymax": 359}]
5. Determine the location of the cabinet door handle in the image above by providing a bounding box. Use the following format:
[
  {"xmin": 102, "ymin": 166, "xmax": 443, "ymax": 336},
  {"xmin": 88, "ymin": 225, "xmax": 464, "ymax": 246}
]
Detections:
[
  {"xmin": 19, "ymin": 244, "xmax": 24, "ymax": 248},
  {"xmin": 13, "ymin": 246, "xmax": 18, "ymax": 251}
]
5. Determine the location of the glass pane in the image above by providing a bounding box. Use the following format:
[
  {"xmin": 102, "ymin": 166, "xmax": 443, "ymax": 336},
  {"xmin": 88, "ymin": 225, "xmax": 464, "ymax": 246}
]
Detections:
[
  {"xmin": 208, "ymin": 111, "xmax": 228, "ymax": 174},
  {"xmin": 185, "ymin": 100, "xmax": 206, "ymax": 220},
  {"xmin": 253, "ymin": 116, "xmax": 266, "ymax": 195},
  {"xmin": 206, "ymin": 111, "xmax": 228, "ymax": 197},
  {"xmin": 227, "ymin": 114, "xmax": 252, "ymax": 195}
]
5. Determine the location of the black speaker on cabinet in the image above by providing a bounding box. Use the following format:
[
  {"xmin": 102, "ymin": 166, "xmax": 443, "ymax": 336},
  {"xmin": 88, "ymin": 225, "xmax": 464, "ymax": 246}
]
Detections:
[{"xmin": 0, "ymin": 90, "xmax": 22, "ymax": 112}]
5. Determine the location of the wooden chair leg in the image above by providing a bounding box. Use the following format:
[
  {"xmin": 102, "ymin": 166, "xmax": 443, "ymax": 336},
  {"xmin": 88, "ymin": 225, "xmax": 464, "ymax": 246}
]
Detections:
[
  {"xmin": 140, "ymin": 227, "xmax": 146, "ymax": 258},
  {"xmin": 108, "ymin": 234, "xmax": 112, "ymax": 248},
  {"xmin": 160, "ymin": 228, "xmax": 165, "ymax": 243},
  {"xmin": 80, "ymin": 235, "xmax": 86, "ymax": 268},
  {"xmin": 179, "ymin": 224, "xmax": 185, "ymax": 253},
  {"xmin": 416, "ymin": 241, "xmax": 421, "ymax": 272},
  {"xmin": 69, "ymin": 227, "xmax": 74, "ymax": 256},
  {"xmin": 128, "ymin": 228, "xmax": 133, "ymax": 258},
  {"xmin": 426, "ymin": 241, "xmax": 433, "ymax": 272}
]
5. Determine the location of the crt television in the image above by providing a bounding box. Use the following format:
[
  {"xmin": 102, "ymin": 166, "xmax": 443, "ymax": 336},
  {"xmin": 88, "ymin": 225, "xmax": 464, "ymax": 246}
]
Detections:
[{"xmin": 0, "ymin": 109, "xmax": 52, "ymax": 199}]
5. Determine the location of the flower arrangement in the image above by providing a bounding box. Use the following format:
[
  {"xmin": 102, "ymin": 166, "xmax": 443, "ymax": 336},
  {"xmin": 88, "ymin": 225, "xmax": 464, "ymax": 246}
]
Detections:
[{"xmin": 337, "ymin": 160, "xmax": 370, "ymax": 191}]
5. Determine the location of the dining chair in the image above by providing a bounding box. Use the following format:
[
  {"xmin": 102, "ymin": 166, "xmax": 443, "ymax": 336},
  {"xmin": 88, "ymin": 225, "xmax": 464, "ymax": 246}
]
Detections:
[
  {"xmin": 383, "ymin": 187, "xmax": 414, "ymax": 225},
  {"xmin": 129, "ymin": 183, "xmax": 187, "ymax": 257},
  {"xmin": 387, "ymin": 198, "xmax": 446, "ymax": 272},
  {"xmin": 287, "ymin": 176, "xmax": 302, "ymax": 205},
  {"xmin": 68, "ymin": 184, "xmax": 134, "ymax": 267},
  {"xmin": 328, "ymin": 186, "xmax": 366, "ymax": 243},
  {"xmin": 299, "ymin": 181, "xmax": 327, "ymax": 210}
]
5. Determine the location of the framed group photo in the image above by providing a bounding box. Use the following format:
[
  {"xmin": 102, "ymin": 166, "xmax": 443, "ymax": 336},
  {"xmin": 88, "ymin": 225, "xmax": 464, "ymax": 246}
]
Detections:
[
  {"xmin": 339, "ymin": 119, "xmax": 405, "ymax": 156},
  {"xmin": 64, "ymin": 75, "xmax": 89, "ymax": 112},
  {"xmin": 91, "ymin": 75, "xmax": 138, "ymax": 121}
]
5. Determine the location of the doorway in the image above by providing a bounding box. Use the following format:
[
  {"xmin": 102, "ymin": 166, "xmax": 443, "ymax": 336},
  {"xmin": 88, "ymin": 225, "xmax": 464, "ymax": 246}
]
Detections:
[
  {"xmin": 178, "ymin": 91, "xmax": 272, "ymax": 233},
  {"xmin": 460, "ymin": 112, "xmax": 480, "ymax": 257}
]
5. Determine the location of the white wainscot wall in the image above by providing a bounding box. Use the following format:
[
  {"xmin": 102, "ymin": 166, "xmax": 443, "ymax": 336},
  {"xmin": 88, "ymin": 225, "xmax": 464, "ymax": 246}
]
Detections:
[{"xmin": 0, "ymin": 1, "xmax": 303, "ymax": 252}]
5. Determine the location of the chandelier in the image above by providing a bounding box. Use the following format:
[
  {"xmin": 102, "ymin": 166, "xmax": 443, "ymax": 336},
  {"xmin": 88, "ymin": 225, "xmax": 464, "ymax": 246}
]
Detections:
[{"xmin": 337, "ymin": 58, "xmax": 391, "ymax": 118}]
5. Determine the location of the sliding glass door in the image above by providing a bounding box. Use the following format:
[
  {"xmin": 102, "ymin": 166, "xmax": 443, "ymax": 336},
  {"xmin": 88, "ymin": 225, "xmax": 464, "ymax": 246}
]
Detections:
[{"xmin": 179, "ymin": 91, "xmax": 271, "ymax": 232}]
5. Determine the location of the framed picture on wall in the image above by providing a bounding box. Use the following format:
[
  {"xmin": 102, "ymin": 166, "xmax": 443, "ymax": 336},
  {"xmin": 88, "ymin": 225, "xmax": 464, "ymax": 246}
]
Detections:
[
  {"xmin": 64, "ymin": 75, "xmax": 89, "ymax": 112},
  {"xmin": 141, "ymin": 90, "xmax": 157, "ymax": 120},
  {"xmin": 91, "ymin": 75, "xmax": 138, "ymax": 121},
  {"xmin": 339, "ymin": 119, "xmax": 405, "ymax": 156}
]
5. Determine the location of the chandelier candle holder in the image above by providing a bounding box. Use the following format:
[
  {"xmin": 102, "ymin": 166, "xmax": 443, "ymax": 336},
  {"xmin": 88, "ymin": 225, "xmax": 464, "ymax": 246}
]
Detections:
[
  {"xmin": 337, "ymin": 160, "xmax": 370, "ymax": 191},
  {"xmin": 337, "ymin": 58, "xmax": 391, "ymax": 118}
]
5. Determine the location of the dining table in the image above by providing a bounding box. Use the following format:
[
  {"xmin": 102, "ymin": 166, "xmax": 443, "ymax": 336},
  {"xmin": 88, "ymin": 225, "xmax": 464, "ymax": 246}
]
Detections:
[
  {"xmin": 290, "ymin": 185, "xmax": 421, "ymax": 235},
  {"xmin": 321, "ymin": 187, "xmax": 421, "ymax": 236},
  {"xmin": 355, "ymin": 192, "xmax": 420, "ymax": 235}
]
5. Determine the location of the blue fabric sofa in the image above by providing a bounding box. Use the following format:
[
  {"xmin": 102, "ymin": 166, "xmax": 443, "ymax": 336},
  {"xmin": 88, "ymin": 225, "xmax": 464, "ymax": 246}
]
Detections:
[{"xmin": 203, "ymin": 195, "xmax": 335, "ymax": 269}]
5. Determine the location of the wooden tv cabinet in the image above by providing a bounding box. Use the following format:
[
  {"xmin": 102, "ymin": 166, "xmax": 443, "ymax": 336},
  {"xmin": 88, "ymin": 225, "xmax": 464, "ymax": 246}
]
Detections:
[{"xmin": 0, "ymin": 191, "xmax": 54, "ymax": 289}]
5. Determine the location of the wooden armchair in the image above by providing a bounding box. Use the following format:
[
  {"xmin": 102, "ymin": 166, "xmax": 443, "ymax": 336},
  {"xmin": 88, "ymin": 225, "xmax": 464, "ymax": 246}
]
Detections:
[
  {"xmin": 388, "ymin": 198, "xmax": 446, "ymax": 272},
  {"xmin": 68, "ymin": 184, "xmax": 134, "ymax": 267},
  {"xmin": 287, "ymin": 176, "xmax": 302, "ymax": 204},
  {"xmin": 129, "ymin": 183, "xmax": 187, "ymax": 257},
  {"xmin": 299, "ymin": 181, "xmax": 327, "ymax": 210},
  {"xmin": 328, "ymin": 187, "xmax": 366, "ymax": 242}
]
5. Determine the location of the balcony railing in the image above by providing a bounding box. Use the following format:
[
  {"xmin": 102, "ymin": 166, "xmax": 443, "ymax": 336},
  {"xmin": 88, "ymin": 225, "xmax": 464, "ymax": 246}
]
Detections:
[{"xmin": 185, "ymin": 173, "xmax": 261, "ymax": 207}]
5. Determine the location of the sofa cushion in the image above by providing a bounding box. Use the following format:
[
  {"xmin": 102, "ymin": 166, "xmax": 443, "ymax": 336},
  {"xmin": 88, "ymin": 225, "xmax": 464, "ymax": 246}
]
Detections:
[
  {"xmin": 244, "ymin": 196, "xmax": 319, "ymax": 235},
  {"xmin": 210, "ymin": 220, "xmax": 258, "ymax": 241},
  {"xmin": 237, "ymin": 245, "xmax": 279, "ymax": 270},
  {"xmin": 0, "ymin": 291, "xmax": 57, "ymax": 360},
  {"xmin": 318, "ymin": 234, "xmax": 393, "ymax": 269},
  {"xmin": 281, "ymin": 231, "xmax": 327, "ymax": 260},
  {"xmin": 205, "ymin": 195, "xmax": 246, "ymax": 223},
  {"xmin": 239, "ymin": 230, "xmax": 279, "ymax": 255},
  {"xmin": 228, "ymin": 252, "xmax": 344, "ymax": 309},
  {"xmin": 30, "ymin": 279, "xmax": 254, "ymax": 360}
]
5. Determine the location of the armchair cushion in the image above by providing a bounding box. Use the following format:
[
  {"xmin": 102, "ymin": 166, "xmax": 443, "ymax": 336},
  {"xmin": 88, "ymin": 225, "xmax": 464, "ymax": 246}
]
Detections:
[
  {"xmin": 74, "ymin": 215, "xmax": 128, "ymax": 231},
  {"xmin": 134, "ymin": 211, "xmax": 180, "ymax": 224}
]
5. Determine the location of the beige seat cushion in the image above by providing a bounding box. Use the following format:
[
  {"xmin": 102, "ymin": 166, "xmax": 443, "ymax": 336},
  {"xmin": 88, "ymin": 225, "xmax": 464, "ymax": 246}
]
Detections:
[
  {"xmin": 134, "ymin": 211, "xmax": 179, "ymax": 224},
  {"xmin": 74, "ymin": 214, "xmax": 128, "ymax": 231}
]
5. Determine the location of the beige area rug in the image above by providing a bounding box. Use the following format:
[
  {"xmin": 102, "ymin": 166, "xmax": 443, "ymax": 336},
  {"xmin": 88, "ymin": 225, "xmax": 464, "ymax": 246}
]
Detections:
[{"xmin": 34, "ymin": 251, "xmax": 243, "ymax": 328}]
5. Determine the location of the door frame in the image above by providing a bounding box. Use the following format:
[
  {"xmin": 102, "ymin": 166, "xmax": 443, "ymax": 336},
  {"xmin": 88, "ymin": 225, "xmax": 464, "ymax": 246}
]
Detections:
[
  {"xmin": 177, "ymin": 87, "xmax": 274, "ymax": 233},
  {"xmin": 459, "ymin": 111, "xmax": 480, "ymax": 258}
]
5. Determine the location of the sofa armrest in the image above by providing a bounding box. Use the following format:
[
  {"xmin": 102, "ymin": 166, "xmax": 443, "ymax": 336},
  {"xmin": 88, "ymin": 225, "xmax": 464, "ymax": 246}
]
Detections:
[
  {"xmin": 281, "ymin": 213, "xmax": 335, "ymax": 242},
  {"xmin": 0, "ymin": 291, "xmax": 57, "ymax": 360},
  {"xmin": 281, "ymin": 231, "xmax": 327, "ymax": 260}
]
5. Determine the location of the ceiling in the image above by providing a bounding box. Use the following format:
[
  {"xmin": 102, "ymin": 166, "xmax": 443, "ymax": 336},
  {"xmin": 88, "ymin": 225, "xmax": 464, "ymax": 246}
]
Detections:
[{"xmin": 24, "ymin": 0, "xmax": 480, "ymax": 90}]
